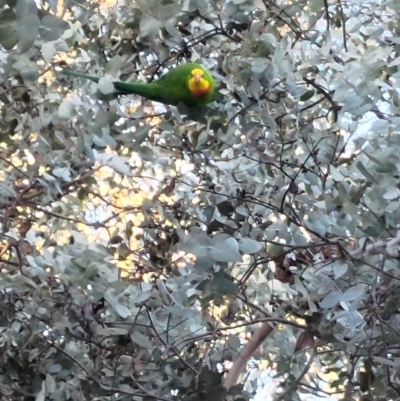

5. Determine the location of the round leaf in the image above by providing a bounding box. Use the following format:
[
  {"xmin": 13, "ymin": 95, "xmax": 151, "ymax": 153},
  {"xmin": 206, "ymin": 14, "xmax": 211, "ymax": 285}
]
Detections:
[
  {"xmin": 238, "ymin": 238, "xmax": 262, "ymax": 254},
  {"xmin": 209, "ymin": 236, "xmax": 242, "ymax": 263},
  {"xmin": 40, "ymin": 14, "xmax": 69, "ymax": 41}
]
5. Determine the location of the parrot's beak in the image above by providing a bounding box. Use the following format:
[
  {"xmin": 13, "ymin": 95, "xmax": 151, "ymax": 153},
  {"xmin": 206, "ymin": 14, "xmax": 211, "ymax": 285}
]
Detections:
[{"xmin": 193, "ymin": 73, "xmax": 202, "ymax": 83}]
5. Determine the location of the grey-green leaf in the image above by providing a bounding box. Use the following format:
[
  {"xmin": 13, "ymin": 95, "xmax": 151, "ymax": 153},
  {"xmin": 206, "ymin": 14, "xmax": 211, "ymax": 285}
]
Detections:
[{"xmin": 40, "ymin": 14, "xmax": 69, "ymax": 41}]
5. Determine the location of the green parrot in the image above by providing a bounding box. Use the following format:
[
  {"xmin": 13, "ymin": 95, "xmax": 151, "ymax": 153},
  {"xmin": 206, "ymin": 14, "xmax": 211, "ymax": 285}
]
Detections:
[{"xmin": 61, "ymin": 62, "xmax": 215, "ymax": 110}]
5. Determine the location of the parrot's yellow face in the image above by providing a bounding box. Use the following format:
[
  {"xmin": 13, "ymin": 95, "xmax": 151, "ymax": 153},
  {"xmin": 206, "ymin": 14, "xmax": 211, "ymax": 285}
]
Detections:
[{"xmin": 188, "ymin": 68, "xmax": 211, "ymax": 97}]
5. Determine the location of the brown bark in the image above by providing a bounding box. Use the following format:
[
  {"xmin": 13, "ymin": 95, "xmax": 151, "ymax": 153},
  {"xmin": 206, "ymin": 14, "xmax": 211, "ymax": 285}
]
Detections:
[{"xmin": 223, "ymin": 322, "xmax": 274, "ymax": 390}]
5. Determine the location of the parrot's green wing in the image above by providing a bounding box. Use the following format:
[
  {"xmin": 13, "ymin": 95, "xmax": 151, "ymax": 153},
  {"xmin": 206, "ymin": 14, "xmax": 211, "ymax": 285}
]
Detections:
[
  {"xmin": 150, "ymin": 63, "xmax": 215, "ymax": 109},
  {"xmin": 61, "ymin": 62, "xmax": 215, "ymax": 111}
]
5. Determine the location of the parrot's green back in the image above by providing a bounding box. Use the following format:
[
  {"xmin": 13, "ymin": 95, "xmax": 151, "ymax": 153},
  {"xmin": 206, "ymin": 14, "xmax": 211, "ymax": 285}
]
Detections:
[{"xmin": 61, "ymin": 63, "xmax": 215, "ymax": 110}]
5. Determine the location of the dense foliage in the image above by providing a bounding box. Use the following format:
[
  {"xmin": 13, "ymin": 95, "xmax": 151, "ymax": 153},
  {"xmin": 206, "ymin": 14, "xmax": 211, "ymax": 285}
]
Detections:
[{"xmin": 1, "ymin": 0, "xmax": 400, "ymax": 400}]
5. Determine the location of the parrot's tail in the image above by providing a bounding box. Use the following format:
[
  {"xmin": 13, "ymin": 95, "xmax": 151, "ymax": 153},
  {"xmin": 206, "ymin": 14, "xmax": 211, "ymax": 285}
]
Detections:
[
  {"xmin": 61, "ymin": 70, "xmax": 165, "ymax": 104},
  {"xmin": 112, "ymin": 81, "xmax": 163, "ymax": 103}
]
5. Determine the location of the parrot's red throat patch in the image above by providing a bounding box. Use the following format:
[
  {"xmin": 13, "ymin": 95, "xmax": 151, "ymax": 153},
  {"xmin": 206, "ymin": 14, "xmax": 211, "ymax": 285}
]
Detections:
[
  {"xmin": 190, "ymin": 86, "xmax": 211, "ymax": 97},
  {"xmin": 188, "ymin": 68, "xmax": 211, "ymax": 97}
]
